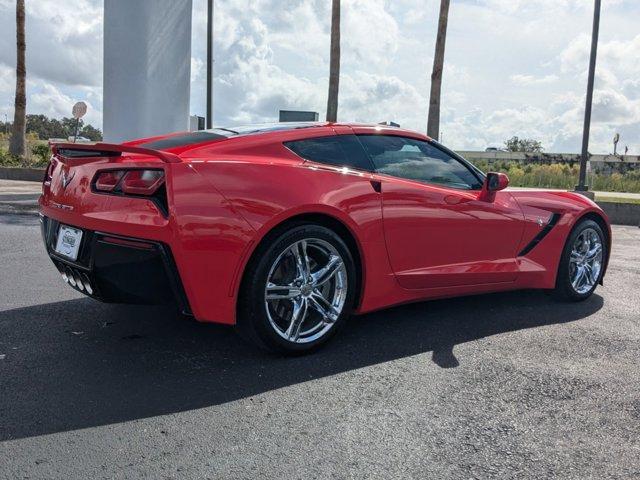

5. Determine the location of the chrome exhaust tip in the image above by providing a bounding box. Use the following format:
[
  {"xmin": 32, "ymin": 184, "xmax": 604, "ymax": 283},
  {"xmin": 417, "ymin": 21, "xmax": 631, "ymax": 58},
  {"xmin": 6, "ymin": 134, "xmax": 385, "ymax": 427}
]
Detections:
[
  {"xmin": 67, "ymin": 268, "xmax": 77, "ymax": 287},
  {"xmin": 81, "ymin": 273, "xmax": 93, "ymax": 295}
]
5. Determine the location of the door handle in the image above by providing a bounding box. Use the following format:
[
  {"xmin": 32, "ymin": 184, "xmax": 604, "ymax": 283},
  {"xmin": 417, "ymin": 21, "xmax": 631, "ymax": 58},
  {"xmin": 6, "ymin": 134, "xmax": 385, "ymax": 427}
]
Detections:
[{"xmin": 370, "ymin": 180, "xmax": 382, "ymax": 193}]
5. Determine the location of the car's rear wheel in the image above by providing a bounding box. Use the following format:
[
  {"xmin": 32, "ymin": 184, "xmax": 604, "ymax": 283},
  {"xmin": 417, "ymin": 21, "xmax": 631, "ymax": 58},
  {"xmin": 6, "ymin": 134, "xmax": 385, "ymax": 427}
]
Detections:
[
  {"xmin": 553, "ymin": 218, "xmax": 606, "ymax": 301},
  {"xmin": 237, "ymin": 224, "xmax": 356, "ymax": 354}
]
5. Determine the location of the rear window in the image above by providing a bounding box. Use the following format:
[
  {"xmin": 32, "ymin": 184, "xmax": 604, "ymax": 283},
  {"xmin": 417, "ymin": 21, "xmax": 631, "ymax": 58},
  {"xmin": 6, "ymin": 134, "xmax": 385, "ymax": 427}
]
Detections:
[{"xmin": 284, "ymin": 135, "xmax": 373, "ymax": 171}]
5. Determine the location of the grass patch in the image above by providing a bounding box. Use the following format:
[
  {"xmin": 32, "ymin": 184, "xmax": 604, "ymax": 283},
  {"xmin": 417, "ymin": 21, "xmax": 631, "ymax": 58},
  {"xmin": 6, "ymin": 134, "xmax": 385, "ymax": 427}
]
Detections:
[{"xmin": 596, "ymin": 196, "xmax": 640, "ymax": 205}]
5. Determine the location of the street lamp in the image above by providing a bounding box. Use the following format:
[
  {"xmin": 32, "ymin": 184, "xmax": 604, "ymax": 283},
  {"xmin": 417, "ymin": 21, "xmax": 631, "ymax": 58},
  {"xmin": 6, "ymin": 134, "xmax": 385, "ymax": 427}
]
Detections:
[{"xmin": 576, "ymin": 0, "xmax": 601, "ymax": 197}]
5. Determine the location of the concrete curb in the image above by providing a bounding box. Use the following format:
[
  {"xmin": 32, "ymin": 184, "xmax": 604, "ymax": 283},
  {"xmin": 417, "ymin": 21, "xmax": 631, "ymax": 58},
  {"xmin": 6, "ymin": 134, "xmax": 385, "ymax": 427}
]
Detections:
[
  {"xmin": 0, "ymin": 167, "xmax": 46, "ymax": 182},
  {"xmin": 0, "ymin": 204, "xmax": 40, "ymax": 216},
  {"xmin": 598, "ymin": 202, "xmax": 640, "ymax": 227}
]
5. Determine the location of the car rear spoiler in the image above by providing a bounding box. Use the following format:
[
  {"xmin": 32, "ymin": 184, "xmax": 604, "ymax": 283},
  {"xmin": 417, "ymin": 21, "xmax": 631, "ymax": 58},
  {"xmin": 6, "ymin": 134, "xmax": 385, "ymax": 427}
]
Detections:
[{"xmin": 50, "ymin": 142, "xmax": 182, "ymax": 164}]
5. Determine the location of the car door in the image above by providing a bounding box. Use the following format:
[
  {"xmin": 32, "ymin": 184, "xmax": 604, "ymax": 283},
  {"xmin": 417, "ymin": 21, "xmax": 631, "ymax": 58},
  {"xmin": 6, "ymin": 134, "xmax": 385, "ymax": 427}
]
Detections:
[{"xmin": 355, "ymin": 131, "xmax": 525, "ymax": 290}]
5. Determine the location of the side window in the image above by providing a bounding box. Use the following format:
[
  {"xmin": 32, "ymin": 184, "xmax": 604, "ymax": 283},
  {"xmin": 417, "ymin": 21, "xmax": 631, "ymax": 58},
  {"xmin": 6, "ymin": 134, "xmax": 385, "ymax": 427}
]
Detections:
[
  {"xmin": 358, "ymin": 135, "xmax": 483, "ymax": 190},
  {"xmin": 284, "ymin": 135, "xmax": 373, "ymax": 171}
]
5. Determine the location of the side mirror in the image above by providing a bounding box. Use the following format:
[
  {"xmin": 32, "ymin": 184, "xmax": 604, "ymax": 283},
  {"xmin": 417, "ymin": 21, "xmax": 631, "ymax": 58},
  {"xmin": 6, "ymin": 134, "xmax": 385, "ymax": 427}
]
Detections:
[
  {"xmin": 479, "ymin": 172, "xmax": 509, "ymax": 201},
  {"xmin": 487, "ymin": 172, "xmax": 509, "ymax": 191}
]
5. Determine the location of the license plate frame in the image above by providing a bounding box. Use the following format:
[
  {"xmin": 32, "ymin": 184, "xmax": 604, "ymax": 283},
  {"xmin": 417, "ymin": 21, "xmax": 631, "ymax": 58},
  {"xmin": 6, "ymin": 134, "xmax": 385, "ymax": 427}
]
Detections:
[{"xmin": 54, "ymin": 225, "xmax": 83, "ymax": 261}]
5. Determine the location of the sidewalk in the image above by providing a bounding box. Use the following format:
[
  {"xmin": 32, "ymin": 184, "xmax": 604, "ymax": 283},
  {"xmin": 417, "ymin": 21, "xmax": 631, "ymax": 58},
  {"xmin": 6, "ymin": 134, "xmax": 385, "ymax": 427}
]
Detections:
[{"xmin": 0, "ymin": 180, "xmax": 41, "ymax": 215}]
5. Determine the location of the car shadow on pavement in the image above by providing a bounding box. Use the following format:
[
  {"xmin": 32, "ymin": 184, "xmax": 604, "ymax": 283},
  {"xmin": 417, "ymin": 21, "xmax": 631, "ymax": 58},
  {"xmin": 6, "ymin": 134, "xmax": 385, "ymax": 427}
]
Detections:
[{"xmin": 0, "ymin": 290, "xmax": 603, "ymax": 441}]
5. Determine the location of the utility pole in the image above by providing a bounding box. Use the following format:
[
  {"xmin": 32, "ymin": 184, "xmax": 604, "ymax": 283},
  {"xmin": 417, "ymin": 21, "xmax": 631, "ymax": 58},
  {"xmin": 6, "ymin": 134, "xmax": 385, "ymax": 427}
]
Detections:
[
  {"xmin": 576, "ymin": 0, "xmax": 601, "ymax": 196},
  {"xmin": 206, "ymin": 0, "xmax": 213, "ymax": 129}
]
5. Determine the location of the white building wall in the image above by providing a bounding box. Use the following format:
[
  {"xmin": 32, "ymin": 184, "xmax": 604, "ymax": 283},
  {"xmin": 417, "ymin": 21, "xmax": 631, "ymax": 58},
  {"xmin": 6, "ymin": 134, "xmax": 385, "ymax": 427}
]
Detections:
[{"xmin": 103, "ymin": 0, "xmax": 193, "ymax": 143}]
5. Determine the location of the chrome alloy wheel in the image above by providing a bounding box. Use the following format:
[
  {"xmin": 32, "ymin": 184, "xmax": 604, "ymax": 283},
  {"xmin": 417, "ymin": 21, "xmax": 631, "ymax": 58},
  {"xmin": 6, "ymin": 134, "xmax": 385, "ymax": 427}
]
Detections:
[
  {"xmin": 569, "ymin": 227, "xmax": 603, "ymax": 294},
  {"xmin": 264, "ymin": 238, "xmax": 348, "ymax": 343}
]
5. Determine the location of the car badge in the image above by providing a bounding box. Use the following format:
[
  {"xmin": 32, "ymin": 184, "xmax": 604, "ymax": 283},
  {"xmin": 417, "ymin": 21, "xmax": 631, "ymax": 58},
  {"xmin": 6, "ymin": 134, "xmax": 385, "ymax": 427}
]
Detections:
[
  {"xmin": 536, "ymin": 218, "xmax": 545, "ymax": 227},
  {"xmin": 51, "ymin": 201, "xmax": 74, "ymax": 211},
  {"xmin": 61, "ymin": 170, "xmax": 75, "ymax": 190}
]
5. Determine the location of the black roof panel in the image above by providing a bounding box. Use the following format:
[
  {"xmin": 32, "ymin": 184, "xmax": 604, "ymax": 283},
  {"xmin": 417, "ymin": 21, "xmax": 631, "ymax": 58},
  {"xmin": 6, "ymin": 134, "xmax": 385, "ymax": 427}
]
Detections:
[
  {"xmin": 138, "ymin": 122, "xmax": 325, "ymax": 150},
  {"xmin": 139, "ymin": 131, "xmax": 228, "ymax": 150}
]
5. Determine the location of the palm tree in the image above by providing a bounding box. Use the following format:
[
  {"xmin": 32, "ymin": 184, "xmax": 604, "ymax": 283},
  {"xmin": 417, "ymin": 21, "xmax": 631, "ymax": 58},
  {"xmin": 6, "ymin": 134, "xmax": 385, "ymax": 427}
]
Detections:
[
  {"xmin": 427, "ymin": 0, "xmax": 450, "ymax": 140},
  {"xmin": 326, "ymin": 0, "xmax": 340, "ymax": 122},
  {"xmin": 9, "ymin": 0, "xmax": 26, "ymax": 157}
]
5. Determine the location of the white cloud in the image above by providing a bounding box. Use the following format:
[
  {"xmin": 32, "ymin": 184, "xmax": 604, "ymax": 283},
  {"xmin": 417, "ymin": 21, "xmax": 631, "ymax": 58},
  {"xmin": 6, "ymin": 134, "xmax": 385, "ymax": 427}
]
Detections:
[
  {"xmin": 340, "ymin": 71, "xmax": 426, "ymax": 127},
  {"xmin": 1, "ymin": 0, "xmax": 639, "ymax": 153},
  {"xmin": 27, "ymin": 82, "xmax": 101, "ymax": 125},
  {"xmin": 0, "ymin": 0, "xmax": 102, "ymax": 87},
  {"xmin": 552, "ymin": 32, "xmax": 640, "ymax": 150},
  {"xmin": 0, "ymin": 64, "xmax": 14, "ymax": 93},
  {"xmin": 28, "ymin": 83, "xmax": 76, "ymax": 119},
  {"xmin": 510, "ymin": 74, "xmax": 559, "ymax": 85},
  {"xmin": 190, "ymin": 57, "xmax": 204, "ymax": 83},
  {"xmin": 0, "ymin": 0, "xmax": 103, "ymax": 128}
]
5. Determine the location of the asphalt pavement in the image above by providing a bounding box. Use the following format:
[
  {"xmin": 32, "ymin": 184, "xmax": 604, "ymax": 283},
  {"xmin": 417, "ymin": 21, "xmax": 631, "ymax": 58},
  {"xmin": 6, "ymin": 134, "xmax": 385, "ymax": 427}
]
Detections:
[{"xmin": 0, "ymin": 214, "xmax": 639, "ymax": 479}]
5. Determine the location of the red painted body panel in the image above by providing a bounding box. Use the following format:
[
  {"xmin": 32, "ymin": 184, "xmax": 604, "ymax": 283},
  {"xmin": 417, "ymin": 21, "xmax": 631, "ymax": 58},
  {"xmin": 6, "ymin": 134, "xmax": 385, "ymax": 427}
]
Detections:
[
  {"xmin": 40, "ymin": 123, "xmax": 611, "ymax": 325},
  {"xmin": 376, "ymin": 177, "xmax": 525, "ymax": 289}
]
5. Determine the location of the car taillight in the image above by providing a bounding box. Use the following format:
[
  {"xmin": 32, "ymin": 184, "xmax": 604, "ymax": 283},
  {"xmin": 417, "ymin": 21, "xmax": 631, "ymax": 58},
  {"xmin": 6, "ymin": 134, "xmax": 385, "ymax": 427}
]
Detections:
[
  {"xmin": 95, "ymin": 170, "xmax": 125, "ymax": 192},
  {"xmin": 44, "ymin": 159, "xmax": 55, "ymax": 184},
  {"xmin": 120, "ymin": 170, "xmax": 164, "ymax": 195},
  {"xmin": 93, "ymin": 169, "xmax": 164, "ymax": 196}
]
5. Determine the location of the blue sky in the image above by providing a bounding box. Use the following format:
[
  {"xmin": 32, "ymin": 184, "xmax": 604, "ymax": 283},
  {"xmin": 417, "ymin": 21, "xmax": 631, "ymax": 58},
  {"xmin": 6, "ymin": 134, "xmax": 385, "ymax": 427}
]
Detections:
[{"xmin": 0, "ymin": 0, "xmax": 639, "ymax": 153}]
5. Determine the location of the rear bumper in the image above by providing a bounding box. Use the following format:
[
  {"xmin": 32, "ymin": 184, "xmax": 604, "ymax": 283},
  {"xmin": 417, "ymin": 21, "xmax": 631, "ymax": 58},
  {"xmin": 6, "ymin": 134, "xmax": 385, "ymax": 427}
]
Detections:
[{"xmin": 40, "ymin": 214, "xmax": 191, "ymax": 314}]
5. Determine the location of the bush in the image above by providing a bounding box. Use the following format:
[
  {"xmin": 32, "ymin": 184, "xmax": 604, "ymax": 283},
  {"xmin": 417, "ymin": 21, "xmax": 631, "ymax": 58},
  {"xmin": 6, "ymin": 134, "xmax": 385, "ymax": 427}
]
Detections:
[
  {"xmin": 0, "ymin": 142, "xmax": 51, "ymax": 168},
  {"xmin": 0, "ymin": 148, "xmax": 22, "ymax": 167},
  {"xmin": 468, "ymin": 159, "xmax": 640, "ymax": 193},
  {"xmin": 31, "ymin": 144, "xmax": 51, "ymax": 167}
]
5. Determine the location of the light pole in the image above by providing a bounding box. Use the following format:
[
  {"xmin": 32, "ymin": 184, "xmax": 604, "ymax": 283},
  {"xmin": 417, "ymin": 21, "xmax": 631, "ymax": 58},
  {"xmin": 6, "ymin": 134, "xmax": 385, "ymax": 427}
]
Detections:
[
  {"xmin": 206, "ymin": 0, "xmax": 213, "ymax": 129},
  {"xmin": 576, "ymin": 0, "xmax": 601, "ymax": 196}
]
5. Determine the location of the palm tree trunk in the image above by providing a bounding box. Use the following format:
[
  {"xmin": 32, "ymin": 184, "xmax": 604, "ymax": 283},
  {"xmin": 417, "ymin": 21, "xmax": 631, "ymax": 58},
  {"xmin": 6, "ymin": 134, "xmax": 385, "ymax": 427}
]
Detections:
[
  {"xmin": 9, "ymin": 0, "xmax": 26, "ymax": 157},
  {"xmin": 326, "ymin": 0, "xmax": 340, "ymax": 122},
  {"xmin": 427, "ymin": 0, "xmax": 450, "ymax": 140}
]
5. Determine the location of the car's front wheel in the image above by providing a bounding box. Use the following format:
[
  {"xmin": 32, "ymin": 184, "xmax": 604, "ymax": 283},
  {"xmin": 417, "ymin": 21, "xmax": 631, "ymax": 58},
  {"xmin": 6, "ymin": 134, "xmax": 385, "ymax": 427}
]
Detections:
[
  {"xmin": 553, "ymin": 218, "xmax": 606, "ymax": 301},
  {"xmin": 237, "ymin": 224, "xmax": 356, "ymax": 354}
]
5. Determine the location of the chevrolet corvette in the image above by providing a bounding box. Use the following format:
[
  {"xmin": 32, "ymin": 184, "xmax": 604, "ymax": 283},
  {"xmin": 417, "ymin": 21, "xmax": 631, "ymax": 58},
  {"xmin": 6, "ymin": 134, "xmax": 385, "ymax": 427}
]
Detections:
[{"xmin": 40, "ymin": 122, "xmax": 610, "ymax": 353}]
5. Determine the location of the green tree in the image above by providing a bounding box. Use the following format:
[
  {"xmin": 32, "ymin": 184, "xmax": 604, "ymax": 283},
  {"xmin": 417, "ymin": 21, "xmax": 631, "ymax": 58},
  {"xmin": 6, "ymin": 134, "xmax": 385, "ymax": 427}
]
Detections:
[
  {"xmin": 26, "ymin": 114, "xmax": 65, "ymax": 139},
  {"xmin": 23, "ymin": 114, "xmax": 102, "ymax": 140},
  {"xmin": 61, "ymin": 116, "xmax": 82, "ymax": 137},
  {"xmin": 504, "ymin": 136, "xmax": 544, "ymax": 153},
  {"xmin": 80, "ymin": 124, "xmax": 102, "ymax": 141}
]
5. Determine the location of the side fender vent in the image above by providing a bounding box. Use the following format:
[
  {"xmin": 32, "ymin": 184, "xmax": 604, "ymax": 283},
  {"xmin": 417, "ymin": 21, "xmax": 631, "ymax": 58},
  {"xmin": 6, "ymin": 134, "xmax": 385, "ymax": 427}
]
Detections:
[{"xmin": 517, "ymin": 213, "xmax": 561, "ymax": 257}]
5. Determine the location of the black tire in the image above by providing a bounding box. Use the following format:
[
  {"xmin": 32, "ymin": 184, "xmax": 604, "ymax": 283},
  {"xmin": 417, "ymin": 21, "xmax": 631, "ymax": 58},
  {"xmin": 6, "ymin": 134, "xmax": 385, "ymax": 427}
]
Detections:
[
  {"xmin": 236, "ymin": 223, "xmax": 356, "ymax": 354},
  {"xmin": 553, "ymin": 218, "xmax": 606, "ymax": 301}
]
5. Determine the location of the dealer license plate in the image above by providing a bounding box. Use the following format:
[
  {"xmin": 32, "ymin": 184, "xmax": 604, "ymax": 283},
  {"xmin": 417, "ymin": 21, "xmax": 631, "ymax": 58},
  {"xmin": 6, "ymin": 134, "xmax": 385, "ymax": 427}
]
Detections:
[{"xmin": 54, "ymin": 225, "xmax": 83, "ymax": 261}]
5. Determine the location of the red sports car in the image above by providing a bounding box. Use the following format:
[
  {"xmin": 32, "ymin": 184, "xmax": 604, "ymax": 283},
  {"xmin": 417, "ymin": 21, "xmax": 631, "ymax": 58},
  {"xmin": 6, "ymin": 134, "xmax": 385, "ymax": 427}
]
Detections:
[{"xmin": 40, "ymin": 122, "xmax": 610, "ymax": 353}]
